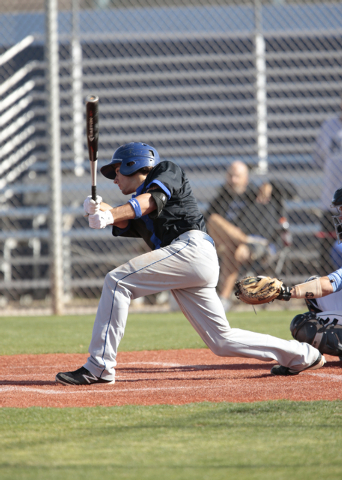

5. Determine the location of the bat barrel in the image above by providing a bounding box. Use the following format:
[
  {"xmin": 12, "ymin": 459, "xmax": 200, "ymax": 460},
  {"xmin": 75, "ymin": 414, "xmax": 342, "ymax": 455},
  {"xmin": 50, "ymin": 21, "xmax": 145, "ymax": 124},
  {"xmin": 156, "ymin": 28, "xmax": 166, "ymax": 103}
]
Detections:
[
  {"xmin": 86, "ymin": 94, "xmax": 99, "ymax": 201},
  {"xmin": 86, "ymin": 95, "xmax": 99, "ymax": 163}
]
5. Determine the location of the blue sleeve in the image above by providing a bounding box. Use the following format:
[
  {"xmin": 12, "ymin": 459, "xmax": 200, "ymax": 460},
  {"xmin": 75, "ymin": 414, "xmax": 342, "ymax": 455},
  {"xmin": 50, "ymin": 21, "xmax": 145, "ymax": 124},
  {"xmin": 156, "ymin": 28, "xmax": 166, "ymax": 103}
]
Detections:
[
  {"xmin": 143, "ymin": 161, "xmax": 183, "ymax": 200},
  {"xmin": 145, "ymin": 179, "xmax": 171, "ymax": 200},
  {"xmin": 328, "ymin": 267, "xmax": 342, "ymax": 292}
]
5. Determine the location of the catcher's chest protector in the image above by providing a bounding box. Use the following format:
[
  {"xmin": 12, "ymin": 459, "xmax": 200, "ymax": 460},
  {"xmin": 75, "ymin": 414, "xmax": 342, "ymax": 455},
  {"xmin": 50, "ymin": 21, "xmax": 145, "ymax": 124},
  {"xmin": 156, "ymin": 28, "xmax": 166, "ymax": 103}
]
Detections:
[{"xmin": 290, "ymin": 312, "xmax": 342, "ymax": 360}]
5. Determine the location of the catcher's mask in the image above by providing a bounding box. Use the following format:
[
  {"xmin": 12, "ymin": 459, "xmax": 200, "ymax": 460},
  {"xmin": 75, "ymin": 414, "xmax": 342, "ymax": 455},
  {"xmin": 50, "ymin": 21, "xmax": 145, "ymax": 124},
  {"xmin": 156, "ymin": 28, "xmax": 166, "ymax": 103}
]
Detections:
[
  {"xmin": 100, "ymin": 142, "xmax": 160, "ymax": 180},
  {"xmin": 331, "ymin": 187, "xmax": 342, "ymax": 244}
]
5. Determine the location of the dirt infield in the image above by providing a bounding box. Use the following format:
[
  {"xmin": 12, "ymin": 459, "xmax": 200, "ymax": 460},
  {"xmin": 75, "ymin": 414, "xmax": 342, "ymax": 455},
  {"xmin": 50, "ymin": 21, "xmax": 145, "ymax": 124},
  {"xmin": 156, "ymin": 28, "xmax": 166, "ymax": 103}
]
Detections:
[{"xmin": 0, "ymin": 349, "xmax": 341, "ymax": 408}]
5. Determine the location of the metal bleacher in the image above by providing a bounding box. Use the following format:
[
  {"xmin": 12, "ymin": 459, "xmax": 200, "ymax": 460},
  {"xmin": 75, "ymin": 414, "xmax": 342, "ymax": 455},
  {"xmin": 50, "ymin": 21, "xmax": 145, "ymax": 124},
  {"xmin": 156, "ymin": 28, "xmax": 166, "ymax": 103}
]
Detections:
[{"xmin": 0, "ymin": 4, "xmax": 341, "ymax": 304}]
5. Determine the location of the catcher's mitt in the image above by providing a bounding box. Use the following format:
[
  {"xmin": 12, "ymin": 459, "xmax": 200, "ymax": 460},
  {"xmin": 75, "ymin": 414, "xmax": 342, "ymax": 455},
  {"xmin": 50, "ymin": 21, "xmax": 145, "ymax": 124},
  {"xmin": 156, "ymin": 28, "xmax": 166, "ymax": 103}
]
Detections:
[{"xmin": 234, "ymin": 276, "xmax": 291, "ymax": 305}]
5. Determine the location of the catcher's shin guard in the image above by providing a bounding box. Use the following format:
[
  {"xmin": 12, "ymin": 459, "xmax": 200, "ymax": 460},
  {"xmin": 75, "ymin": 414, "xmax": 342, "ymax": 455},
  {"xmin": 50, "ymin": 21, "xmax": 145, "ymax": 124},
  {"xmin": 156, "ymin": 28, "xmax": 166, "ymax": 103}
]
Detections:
[{"xmin": 290, "ymin": 312, "xmax": 342, "ymax": 359}]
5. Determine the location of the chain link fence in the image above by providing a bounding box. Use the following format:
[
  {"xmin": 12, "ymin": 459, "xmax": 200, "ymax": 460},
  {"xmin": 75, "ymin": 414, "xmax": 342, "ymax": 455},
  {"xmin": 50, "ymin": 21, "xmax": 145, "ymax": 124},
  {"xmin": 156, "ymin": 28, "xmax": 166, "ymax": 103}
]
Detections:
[{"xmin": 0, "ymin": 0, "xmax": 341, "ymax": 313}]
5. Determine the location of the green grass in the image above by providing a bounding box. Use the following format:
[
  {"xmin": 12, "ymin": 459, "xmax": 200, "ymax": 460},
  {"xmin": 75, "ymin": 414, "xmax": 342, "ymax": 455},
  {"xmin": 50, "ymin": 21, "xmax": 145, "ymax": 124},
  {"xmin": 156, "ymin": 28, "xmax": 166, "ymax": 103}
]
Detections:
[
  {"xmin": 0, "ymin": 310, "xmax": 297, "ymax": 355},
  {"xmin": 1, "ymin": 401, "xmax": 342, "ymax": 480},
  {"xmin": 1, "ymin": 310, "xmax": 340, "ymax": 480}
]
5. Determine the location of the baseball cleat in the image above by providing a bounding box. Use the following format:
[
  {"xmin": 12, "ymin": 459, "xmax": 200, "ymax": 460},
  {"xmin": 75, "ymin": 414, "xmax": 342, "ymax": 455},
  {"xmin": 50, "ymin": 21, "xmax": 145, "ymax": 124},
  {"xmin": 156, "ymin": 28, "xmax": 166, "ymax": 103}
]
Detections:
[
  {"xmin": 270, "ymin": 352, "xmax": 326, "ymax": 376},
  {"xmin": 55, "ymin": 366, "xmax": 115, "ymax": 386}
]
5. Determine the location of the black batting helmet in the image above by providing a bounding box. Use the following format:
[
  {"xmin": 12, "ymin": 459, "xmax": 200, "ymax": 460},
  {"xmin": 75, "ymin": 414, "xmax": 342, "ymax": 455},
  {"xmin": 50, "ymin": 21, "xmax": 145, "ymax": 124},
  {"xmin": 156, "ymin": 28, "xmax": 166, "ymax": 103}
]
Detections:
[{"xmin": 331, "ymin": 188, "xmax": 342, "ymax": 208}]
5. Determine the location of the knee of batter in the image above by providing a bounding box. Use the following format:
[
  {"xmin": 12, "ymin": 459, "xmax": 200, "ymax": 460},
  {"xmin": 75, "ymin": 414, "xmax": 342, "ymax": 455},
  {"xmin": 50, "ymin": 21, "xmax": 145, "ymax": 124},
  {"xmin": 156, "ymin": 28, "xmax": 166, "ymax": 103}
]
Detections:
[{"xmin": 105, "ymin": 269, "xmax": 133, "ymax": 295}]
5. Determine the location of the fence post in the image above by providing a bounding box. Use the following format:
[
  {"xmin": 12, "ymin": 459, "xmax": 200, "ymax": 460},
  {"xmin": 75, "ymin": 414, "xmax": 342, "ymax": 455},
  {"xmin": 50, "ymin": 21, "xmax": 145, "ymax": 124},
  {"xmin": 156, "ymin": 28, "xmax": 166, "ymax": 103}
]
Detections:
[
  {"xmin": 254, "ymin": 0, "xmax": 268, "ymax": 174},
  {"xmin": 45, "ymin": 0, "xmax": 64, "ymax": 315},
  {"xmin": 72, "ymin": 0, "xmax": 84, "ymax": 177}
]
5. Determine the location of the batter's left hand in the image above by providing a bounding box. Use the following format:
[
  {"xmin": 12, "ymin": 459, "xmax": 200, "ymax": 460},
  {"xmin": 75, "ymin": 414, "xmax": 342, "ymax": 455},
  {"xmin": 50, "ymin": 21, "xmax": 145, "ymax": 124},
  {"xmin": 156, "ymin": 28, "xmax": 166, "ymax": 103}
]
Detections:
[{"xmin": 89, "ymin": 210, "xmax": 114, "ymax": 229}]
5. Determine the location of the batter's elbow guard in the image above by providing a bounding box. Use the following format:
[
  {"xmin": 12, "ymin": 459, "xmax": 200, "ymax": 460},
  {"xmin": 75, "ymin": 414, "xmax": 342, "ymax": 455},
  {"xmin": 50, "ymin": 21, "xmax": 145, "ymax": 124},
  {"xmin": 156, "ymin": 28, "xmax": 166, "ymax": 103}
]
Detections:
[{"xmin": 149, "ymin": 190, "xmax": 168, "ymax": 218}]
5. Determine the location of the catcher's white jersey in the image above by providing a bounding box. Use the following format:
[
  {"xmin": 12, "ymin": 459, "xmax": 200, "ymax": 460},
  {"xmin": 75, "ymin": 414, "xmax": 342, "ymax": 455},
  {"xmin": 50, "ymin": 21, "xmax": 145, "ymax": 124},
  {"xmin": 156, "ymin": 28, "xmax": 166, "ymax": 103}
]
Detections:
[
  {"xmin": 315, "ymin": 311, "xmax": 342, "ymax": 328},
  {"xmin": 312, "ymin": 266, "xmax": 342, "ymax": 320},
  {"xmin": 305, "ymin": 268, "xmax": 342, "ymax": 327},
  {"xmin": 315, "ymin": 292, "xmax": 342, "ymax": 314}
]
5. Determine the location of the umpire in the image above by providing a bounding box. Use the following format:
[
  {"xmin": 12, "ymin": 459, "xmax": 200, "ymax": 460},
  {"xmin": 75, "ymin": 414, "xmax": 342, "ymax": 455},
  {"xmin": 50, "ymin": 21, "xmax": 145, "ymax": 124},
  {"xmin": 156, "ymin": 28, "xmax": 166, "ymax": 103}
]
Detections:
[{"xmin": 56, "ymin": 142, "xmax": 325, "ymax": 385}]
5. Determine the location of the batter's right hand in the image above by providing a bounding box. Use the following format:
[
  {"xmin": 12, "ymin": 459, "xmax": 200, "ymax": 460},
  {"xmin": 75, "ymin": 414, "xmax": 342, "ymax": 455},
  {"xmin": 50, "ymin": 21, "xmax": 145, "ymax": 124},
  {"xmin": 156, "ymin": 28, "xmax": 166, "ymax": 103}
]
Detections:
[{"xmin": 83, "ymin": 195, "xmax": 102, "ymax": 215}]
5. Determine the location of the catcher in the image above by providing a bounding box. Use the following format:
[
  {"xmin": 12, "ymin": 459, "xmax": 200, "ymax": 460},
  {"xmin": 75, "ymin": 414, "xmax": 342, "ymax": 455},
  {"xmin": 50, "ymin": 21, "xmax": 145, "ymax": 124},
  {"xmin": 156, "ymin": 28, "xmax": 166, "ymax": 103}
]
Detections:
[{"xmin": 235, "ymin": 187, "xmax": 342, "ymax": 361}]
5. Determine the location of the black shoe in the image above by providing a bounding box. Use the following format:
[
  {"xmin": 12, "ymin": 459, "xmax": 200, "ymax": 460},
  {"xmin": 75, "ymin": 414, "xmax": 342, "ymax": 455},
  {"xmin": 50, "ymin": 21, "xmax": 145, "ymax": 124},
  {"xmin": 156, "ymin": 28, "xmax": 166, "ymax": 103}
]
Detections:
[
  {"xmin": 270, "ymin": 353, "xmax": 326, "ymax": 376},
  {"xmin": 55, "ymin": 366, "xmax": 114, "ymax": 386}
]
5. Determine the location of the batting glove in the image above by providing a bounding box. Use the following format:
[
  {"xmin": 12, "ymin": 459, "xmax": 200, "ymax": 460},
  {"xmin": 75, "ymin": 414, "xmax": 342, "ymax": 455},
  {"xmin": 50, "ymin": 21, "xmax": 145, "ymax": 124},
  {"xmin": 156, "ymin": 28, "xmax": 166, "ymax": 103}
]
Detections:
[
  {"xmin": 83, "ymin": 195, "xmax": 102, "ymax": 215},
  {"xmin": 89, "ymin": 210, "xmax": 114, "ymax": 229}
]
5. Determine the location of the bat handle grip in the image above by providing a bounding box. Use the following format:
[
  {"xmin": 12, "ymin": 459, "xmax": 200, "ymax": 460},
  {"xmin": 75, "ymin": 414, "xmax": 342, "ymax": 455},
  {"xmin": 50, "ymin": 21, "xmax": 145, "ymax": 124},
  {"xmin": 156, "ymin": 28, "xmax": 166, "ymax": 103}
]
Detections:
[{"xmin": 92, "ymin": 186, "xmax": 97, "ymax": 202}]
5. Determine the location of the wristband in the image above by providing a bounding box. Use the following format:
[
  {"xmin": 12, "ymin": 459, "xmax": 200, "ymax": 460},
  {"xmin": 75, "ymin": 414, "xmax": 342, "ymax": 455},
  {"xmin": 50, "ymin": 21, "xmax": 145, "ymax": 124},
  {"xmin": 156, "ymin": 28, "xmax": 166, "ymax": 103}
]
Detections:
[
  {"xmin": 128, "ymin": 198, "xmax": 142, "ymax": 218},
  {"xmin": 294, "ymin": 278, "xmax": 322, "ymax": 299}
]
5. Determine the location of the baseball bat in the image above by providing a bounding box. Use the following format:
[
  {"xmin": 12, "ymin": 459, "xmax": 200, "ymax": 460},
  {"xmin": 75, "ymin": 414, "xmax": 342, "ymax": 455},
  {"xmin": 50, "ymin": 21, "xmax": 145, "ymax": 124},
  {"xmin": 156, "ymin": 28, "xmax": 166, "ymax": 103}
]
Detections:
[{"xmin": 86, "ymin": 94, "xmax": 99, "ymax": 201}]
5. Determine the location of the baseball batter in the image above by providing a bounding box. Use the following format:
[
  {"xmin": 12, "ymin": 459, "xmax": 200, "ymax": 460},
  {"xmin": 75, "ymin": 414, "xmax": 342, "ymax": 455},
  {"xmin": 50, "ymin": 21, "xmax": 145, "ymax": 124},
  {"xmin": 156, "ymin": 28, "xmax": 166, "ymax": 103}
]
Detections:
[{"xmin": 56, "ymin": 142, "xmax": 325, "ymax": 385}]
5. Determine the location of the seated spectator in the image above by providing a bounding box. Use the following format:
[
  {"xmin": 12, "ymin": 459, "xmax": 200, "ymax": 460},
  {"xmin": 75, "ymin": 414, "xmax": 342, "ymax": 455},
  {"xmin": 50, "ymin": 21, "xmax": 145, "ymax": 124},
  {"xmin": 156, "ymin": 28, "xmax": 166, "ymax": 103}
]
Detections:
[{"xmin": 205, "ymin": 160, "xmax": 295, "ymax": 311}]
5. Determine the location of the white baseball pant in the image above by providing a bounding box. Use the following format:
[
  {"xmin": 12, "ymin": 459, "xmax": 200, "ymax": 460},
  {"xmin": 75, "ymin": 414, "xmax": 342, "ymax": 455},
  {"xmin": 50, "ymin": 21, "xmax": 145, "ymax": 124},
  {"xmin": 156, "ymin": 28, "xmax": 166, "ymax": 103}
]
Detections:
[{"xmin": 84, "ymin": 230, "xmax": 320, "ymax": 381}]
